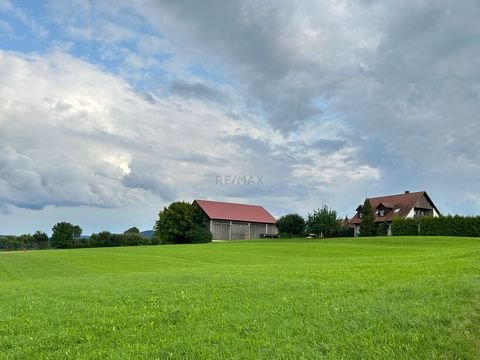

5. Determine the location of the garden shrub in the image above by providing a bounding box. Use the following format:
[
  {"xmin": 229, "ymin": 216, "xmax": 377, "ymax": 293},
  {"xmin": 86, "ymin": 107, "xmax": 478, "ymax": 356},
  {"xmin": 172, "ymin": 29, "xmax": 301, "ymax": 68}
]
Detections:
[{"xmin": 391, "ymin": 218, "xmax": 419, "ymax": 236}]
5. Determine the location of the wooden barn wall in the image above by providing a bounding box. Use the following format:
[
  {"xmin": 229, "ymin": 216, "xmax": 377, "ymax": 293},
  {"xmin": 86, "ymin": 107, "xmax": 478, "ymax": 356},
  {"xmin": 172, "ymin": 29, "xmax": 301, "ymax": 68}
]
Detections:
[
  {"xmin": 211, "ymin": 220, "xmax": 278, "ymax": 240},
  {"xmin": 250, "ymin": 223, "xmax": 266, "ymax": 239},
  {"xmin": 231, "ymin": 222, "xmax": 249, "ymax": 240},
  {"xmin": 211, "ymin": 221, "xmax": 230, "ymax": 240}
]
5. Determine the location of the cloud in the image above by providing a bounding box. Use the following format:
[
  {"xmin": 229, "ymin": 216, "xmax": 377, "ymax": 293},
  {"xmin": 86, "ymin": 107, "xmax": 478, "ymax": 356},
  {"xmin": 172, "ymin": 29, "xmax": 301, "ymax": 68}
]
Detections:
[
  {"xmin": 0, "ymin": 49, "xmax": 377, "ymax": 219},
  {"xmin": 130, "ymin": 0, "xmax": 480, "ymax": 214},
  {"xmin": 169, "ymin": 80, "xmax": 229, "ymax": 103}
]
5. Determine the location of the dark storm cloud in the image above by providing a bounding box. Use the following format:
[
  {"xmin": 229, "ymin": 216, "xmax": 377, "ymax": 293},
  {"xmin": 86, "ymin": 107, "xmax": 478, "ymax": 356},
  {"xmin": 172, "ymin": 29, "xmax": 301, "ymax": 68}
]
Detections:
[
  {"xmin": 137, "ymin": 0, "xmax": 480, "ymax": 213},
  {"xmin": 170, "ymin": 80, "xmax": 228, "ymax": 104}
]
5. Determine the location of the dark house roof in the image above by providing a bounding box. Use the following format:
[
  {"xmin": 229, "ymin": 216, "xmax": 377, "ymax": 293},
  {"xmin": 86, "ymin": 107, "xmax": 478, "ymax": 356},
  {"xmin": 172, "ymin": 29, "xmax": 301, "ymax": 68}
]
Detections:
[
  {"xmin": 194, "ymin": 199, "xmax": 276, "ymax": 224},
  {"xmin": 350, "ymin": 191, "xmax": 440, "ymax": 224}
]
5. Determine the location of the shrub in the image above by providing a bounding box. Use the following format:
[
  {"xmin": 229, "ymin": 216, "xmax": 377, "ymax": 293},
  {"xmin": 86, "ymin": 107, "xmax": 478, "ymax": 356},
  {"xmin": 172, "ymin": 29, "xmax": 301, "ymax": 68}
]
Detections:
[
  {"xmin": 333, "ymin": 225, "xmax": 355, "ymax": 238},
  {"xmin": 187, "ymin": 224, "xmax": 212, "ymax": 243},
  {"xmin": 377, "ymin": 222, "xmax": 390, "ymax": 236},
  {"xmin": 391, "ymin": 218, "xmax": 419, "ymax": 236},
  {"xmin": 276, "ymin": 214, "xmax": 305, "ymax": 236}
]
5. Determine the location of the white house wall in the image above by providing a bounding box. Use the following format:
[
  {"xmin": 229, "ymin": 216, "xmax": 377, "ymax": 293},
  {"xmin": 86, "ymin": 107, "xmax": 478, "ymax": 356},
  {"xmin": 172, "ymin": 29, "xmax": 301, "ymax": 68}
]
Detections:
[{"xmin": 406, "ymin": 208, "xmax": 415, "ymax": 219}]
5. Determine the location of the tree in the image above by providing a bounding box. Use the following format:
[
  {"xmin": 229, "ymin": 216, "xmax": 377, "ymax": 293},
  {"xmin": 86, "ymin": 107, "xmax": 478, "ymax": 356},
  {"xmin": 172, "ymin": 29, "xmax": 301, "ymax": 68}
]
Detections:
[
  {"xmin": 359, "ymin": 199, "xmax": 376, "ymax": 236},
  {"xmin": 124, "ymin": 227, "xmax": 140, "ymax": 234},
  {"xmin": 89, "ymin": 231, "xmax": 114, "ymax": 247},
  {"xmin": 186, "ymin": 224, "xmax": 212, "ymax": 243},
  {"xmin": 276, "ymin": 214, "xmax": 305, "ymax": 236},
  {"xmin": 154, "ymin": 202, "xmax": 211, "ymax": 244},
  {"xmin": 51, "ymin": 222, "xmax": 82, "ymax": 248},
  {"xmin": 32, "ymin": 231, "xmax": 49, "ymax": 249},
  {"xmin": 306, "ymin": 205, "xmax": 341, "ymax": 238},
  {"xmin": 17, "ymin": 234, "xmax": 33, "ymax": 250}
]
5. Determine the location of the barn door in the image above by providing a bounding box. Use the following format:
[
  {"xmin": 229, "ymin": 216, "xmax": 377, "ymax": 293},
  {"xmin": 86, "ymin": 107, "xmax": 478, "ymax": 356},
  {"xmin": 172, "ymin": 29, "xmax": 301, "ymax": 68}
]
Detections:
[{"xmin": 231, "ymin": 222, "xmax": 249, "ymax": 240}]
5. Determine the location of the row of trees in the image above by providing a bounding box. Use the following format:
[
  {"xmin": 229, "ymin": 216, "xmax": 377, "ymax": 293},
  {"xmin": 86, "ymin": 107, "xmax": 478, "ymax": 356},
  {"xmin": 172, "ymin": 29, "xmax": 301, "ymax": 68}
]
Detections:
[
  {"xmin": 0, "ymin": 231, "xmax": 49, "ymax": 251},
  {"xmin": 0, "ymin": 201, "xmax": 212, "ymax": 251},
  {"xmin": 0, "ymin": 223, "xmax": 159, "ymax": 251},
  {"xmin": 276, "ymin": 205, "xmax": 353, "ymax": 238},
  {"xmin": 2, "ymin": 202, "xmax": 355, "ymax": 251}
]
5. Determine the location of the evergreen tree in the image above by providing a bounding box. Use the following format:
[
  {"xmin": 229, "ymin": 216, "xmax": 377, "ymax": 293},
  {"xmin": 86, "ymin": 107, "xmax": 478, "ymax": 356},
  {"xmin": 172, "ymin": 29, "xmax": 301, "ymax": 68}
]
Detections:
[{"xmin": 359, "ymin": 199, "xmax": 376, "ymax": 236}]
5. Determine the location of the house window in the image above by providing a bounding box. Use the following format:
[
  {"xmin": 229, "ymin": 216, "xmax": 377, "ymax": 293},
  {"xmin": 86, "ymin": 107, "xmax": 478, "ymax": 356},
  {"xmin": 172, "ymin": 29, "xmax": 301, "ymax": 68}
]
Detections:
[
  {"xmin": 379, "ymin": 209, "xmax": 385, "ymax": 217},
  {"xmin": 415, "ymin": 210, "xmax": 425, "ymax": 217},
  {"xmin": 394, "ymin": 208, "xmax": 400, "ymax": 213}
]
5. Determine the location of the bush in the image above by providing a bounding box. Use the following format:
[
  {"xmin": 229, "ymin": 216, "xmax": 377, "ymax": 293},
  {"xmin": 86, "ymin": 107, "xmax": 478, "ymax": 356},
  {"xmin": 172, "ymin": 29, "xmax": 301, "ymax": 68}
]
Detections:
[
  {"xmin": 276, "ymin": 214, "xmax": 305, "ymax": 236},
  {"xmin": 187, "ymin": 224, "xmax": 212, "ymax": 243},
  {"xmin": 377, "ymin": 222, "xmax": 390, "ymax": 236},
  {"xmin": 391, "ymin": 218, "xmax": 419, "ymax": 236}
]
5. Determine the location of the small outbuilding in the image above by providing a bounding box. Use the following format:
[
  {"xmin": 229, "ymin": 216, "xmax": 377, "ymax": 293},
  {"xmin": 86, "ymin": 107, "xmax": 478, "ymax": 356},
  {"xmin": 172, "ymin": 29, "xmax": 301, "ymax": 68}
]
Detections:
[{"xmin": 194, "ymin": 199, "xmax": 278, "ymax": 240}]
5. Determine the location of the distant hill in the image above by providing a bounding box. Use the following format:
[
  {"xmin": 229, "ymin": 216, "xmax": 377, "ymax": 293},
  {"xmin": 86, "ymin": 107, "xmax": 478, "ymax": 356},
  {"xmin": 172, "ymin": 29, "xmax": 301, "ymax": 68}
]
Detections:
[{"xmin": 140, "ymin": 230, "xmax": 155, "ymax": 238}]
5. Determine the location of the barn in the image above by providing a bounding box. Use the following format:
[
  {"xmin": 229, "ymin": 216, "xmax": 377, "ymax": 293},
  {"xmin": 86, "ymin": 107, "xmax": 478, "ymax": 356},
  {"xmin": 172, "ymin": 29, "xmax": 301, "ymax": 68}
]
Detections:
[{"xmin": 194, "ymin": 199, "xmax": 278, "ymax": 240}]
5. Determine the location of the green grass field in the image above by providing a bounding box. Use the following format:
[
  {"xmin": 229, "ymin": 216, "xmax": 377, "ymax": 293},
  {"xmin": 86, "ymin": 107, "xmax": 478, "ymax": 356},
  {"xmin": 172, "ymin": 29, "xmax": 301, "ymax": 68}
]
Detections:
[{"xmin": 1, "ymin": 237, "xmax": 479, "ymax": 359}]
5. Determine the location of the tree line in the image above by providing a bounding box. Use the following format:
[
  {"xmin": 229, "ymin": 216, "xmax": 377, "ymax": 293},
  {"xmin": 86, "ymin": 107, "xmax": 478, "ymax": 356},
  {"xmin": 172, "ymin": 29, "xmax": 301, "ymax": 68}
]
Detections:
[
  {"xmin": 0, "ymin": 222, "xmax": 161, "ymax": 251},
  {"xmin": 1, "ymin": 201, "xmax": 356, "ymax": 251},
  {"xmin": 0, "ymin": 201, "xmax": 212, "ymax": 251},
  {"xmin": 276, "ymin": 205, "xmax": 353, "ymax": 238}
]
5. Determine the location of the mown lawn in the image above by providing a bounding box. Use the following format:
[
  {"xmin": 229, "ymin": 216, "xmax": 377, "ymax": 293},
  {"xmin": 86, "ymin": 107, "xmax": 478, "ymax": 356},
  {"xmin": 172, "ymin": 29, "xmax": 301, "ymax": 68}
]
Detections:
[{"xmin": 0, "ymin": 237, "xmax": 479, "ymax": 359}]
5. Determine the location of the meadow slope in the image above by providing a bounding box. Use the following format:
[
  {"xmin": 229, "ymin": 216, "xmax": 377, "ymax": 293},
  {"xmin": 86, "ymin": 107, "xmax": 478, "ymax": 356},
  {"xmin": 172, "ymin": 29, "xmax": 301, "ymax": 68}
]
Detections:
[{"xmin": 0, "ymin": 237, "xmax": 479, "ymax": 359}]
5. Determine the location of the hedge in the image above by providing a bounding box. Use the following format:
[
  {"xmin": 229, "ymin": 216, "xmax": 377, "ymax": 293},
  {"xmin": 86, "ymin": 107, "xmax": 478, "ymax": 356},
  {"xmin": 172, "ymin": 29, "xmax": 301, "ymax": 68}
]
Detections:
[
  {"xmin": 391, "ymin": 215, "xmax": 480, "ymax": 237},
  {"xmin": 419, "ymin": 215, "xmax": 480, "ymax": 237},
  {"xmin": 391, "ymin": 218, "xmax": 419, "ymax": 236}
]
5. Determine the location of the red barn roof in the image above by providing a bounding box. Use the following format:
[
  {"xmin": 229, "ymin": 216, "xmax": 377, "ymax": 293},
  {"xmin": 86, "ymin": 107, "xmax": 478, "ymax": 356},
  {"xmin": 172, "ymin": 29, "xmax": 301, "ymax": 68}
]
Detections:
[{"xmin": 194, "ymin": 200, "xmax": 276, "ymax": 224}]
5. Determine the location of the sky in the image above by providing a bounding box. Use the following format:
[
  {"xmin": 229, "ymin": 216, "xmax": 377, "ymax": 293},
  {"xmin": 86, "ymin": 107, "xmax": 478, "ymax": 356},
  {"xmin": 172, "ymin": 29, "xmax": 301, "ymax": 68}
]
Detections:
[{"xmin": 1, "ymin": 0, "xmax": 479, "ymax": 235}]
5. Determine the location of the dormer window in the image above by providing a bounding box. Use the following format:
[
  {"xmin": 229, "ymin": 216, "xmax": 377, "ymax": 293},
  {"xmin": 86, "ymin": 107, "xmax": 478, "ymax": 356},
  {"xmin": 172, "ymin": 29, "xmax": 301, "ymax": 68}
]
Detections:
[{"xmin": 379, "ymin": 209, "xmax": 385, "ymax": 217}]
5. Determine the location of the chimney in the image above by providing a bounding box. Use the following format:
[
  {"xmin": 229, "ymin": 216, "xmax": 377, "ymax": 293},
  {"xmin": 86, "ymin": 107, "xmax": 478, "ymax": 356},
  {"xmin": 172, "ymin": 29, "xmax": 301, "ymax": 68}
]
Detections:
[{"xmin": 405, "ymin": 190, "xmax": 410, "ymax": 194}]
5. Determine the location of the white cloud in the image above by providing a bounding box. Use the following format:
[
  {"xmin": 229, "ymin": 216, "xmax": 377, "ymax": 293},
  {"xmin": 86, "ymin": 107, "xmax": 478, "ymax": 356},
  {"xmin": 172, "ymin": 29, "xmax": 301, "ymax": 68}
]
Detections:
[{"xmin": 0, "ymin": 49, "xmax": 378, "ymax": 227}]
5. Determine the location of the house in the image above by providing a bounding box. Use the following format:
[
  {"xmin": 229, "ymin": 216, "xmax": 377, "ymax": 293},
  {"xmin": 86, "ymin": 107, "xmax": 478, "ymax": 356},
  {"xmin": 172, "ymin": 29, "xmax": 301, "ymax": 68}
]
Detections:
[
  {"xmin": 349, "ymin": 191, "xmax": 440, "ymax": 236},
  {"xmin": 194, "ymin": 199, "xmax": 278, "ymax": 240}
]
